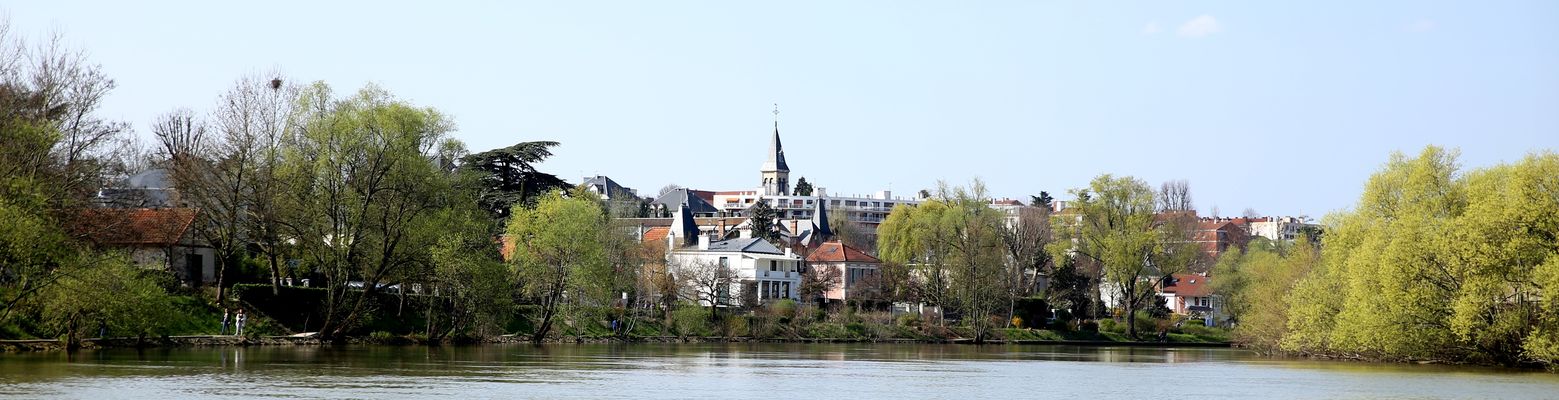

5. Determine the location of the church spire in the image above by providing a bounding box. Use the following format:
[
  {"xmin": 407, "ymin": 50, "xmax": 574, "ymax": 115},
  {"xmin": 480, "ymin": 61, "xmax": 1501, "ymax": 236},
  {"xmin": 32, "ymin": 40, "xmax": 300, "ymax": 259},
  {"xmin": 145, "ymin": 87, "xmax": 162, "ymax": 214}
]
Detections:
[
  {"xmin": 762, "ymin": 104, "xmax": 788, "ymax": 173},
  {"xmin": 761, "ymin": 103, "xmax": 792, "ymax": 196}
]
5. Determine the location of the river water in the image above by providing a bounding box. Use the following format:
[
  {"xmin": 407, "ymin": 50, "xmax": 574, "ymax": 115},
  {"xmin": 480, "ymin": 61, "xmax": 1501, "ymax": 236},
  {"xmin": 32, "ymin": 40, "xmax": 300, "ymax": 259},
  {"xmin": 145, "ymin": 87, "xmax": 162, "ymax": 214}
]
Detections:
[{"xmin": 1, "ymin": 343, "xmax": 1556, "ymax": 399}]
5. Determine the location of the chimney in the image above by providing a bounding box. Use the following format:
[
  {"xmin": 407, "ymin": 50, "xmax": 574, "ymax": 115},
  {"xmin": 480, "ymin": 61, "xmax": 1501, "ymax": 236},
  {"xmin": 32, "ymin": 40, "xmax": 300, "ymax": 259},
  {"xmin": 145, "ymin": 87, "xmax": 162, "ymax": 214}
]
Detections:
[
  {"xmin": 697, "ymin": 236, "xmax": 710, "ymax": 250},
  {"xmin": 791, "ymin": 220, "xmax": 800, "ymax": 246},
  {"xmin": 719, "ymin": 219, "xmax": 727, "ymax": 238}
]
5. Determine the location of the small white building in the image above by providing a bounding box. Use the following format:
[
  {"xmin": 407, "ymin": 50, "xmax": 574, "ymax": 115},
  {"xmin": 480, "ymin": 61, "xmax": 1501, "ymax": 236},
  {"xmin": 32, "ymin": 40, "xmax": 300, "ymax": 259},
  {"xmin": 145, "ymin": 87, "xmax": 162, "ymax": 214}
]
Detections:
[
  {"xmin": 668, "ymin": 237, "xmax": 803, "ymax": 307},
  {"xmin": 661, "ymin": 202, "xmax": 803, "ymax": 307}
]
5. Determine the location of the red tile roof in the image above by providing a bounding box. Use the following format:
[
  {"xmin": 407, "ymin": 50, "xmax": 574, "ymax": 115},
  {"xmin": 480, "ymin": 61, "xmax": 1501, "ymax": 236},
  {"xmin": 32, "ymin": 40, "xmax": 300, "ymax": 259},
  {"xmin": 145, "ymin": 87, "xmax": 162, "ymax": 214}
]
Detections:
[
  {"xmin": 72, "ymin": 208, "xmax": 197, "ymax": 246},
  {"xmin": 806, "ymin": 241, "xmax": 881, "ymax": 263},
  {"xmin": 642, "ymin": 227, "xmax": 670, "ymax": 243},
  {"xmin": 1161, "ymin": 273, "xmax": 1212, "ymax": 297}
]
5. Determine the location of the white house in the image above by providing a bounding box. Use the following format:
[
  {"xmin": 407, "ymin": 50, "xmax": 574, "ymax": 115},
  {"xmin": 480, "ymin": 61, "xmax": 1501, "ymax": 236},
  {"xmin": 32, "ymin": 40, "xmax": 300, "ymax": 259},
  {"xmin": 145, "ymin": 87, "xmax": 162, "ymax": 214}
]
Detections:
[{"xmin": 661, "ymin": 202, "xmax": 803, "ymax": 307}]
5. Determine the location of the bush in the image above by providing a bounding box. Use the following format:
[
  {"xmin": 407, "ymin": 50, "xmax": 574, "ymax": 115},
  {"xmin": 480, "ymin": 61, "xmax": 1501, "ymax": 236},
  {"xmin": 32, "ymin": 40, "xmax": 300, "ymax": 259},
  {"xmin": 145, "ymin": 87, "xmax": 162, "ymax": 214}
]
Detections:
[
  {"xmin": 671, "ymin": 306, "xmax": 713, "ymax": 337},
  {"xmin": 769, "ymin": 300, "xmax": 798, "ymax": 323},
  {"xmin": 897, "ymin": 314, "xmax": 922, "ymax": 327}
]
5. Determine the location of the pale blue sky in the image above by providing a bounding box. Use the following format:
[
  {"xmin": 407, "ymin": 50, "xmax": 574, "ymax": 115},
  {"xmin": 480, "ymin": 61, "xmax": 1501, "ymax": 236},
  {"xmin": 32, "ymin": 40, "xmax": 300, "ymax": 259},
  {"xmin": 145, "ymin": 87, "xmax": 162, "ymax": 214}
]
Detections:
[{"xmin": 6, "ymin": 1, "xmax": 1557, "ymax": 218}]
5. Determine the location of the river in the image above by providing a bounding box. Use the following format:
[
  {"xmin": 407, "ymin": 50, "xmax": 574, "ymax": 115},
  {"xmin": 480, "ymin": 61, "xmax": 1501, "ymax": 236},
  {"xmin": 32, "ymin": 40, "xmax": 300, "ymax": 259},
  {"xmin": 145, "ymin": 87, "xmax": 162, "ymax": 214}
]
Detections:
[{"xmin": 1, "ymin": 343, "xmax": 1555, "ymax": 399}]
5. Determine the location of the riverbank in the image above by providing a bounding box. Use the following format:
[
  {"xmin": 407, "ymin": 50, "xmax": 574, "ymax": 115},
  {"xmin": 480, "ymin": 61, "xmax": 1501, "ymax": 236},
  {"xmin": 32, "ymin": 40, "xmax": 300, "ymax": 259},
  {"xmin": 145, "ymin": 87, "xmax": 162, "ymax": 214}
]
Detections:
[{"xmin": 1, "ymin": 332, "xmax": 1229, "ymax": 353}]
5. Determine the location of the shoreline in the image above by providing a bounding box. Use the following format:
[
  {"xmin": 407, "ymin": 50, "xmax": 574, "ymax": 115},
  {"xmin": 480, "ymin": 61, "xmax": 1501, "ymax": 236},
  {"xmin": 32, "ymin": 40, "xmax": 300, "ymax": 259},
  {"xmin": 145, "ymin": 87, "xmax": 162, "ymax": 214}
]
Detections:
[{"xmin": 0, "ymin": 335, "xmax": 1231, "ymax": 353}]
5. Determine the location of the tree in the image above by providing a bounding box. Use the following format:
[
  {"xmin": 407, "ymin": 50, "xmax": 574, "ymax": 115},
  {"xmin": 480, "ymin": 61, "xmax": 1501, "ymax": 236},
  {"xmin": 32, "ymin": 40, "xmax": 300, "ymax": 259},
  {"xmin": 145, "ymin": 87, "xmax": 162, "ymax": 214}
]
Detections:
[
  {"xmin": 1048, "ymin": 174, "xmax": 1195, "ymax": 340},
  {"xmin": 1000, "ymin": 204, "xmax": 1052, "ymax": 321},
  {"xmin": 1281, "ymin": 147, "xmax": 1559, "ymax": 366},
  {"xmin": 658, "ymin": 184, "xmax": 682, "ymax": 197},
  {"xmin": 670, "ymin": 257, "xmax": 737, "ymax": 318},
  {"xmin": 277, "ymin": 83, "xmax": 459, "ymax": 340},
  {"xmin": 0, "ymin": 20, "xmax": 141, "ymax": 325},
  {"xmin": 879, "ymin": 180, "xmax": 1007, "ymax": 341},
  {"xmin": 506, "ymin": 190, "xmax": 615, "ymax": 343},
  {"xmin": 38, "ymin": 252, "xmax": 177, "ymax": 346},
  {"xmin": 1157, "ymin": 180, "xmax": 1194, "ymax": 213},
  {"xmin": 427, "ymin": 207, "xmax": 512, "ymax": 342},
  {"xmin": 462, "ymin": 141, "xmax": 569, "ymax": 223},
  {"xmin": 1030, "ymin": 191, "xmax": 1054, "ymax": 209},
  {"xmin": 1210, "ymin": 238, "xmax": 1318, "ymax": 353},
  {"xmin": 799, "ymin": 263, "xmax": 841, "ymax": 305},
  {"xmin": 828, "ymin": 212, "xmax": 875, "ymax": 252},
  {"xmin": 793, "ymin": 177, "xmax": 813, "ymax": 196},
  {"xmin": 748, "ymin": 200, "xmax": 781, "ymax": 245}
]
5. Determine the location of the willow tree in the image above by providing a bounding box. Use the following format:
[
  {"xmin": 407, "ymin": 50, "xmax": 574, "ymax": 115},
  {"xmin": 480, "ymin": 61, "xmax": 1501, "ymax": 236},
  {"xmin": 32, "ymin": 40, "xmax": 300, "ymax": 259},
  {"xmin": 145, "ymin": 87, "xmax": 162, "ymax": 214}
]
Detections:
[
  {"xmin": 1210, "ymin": 238, "xmax": 1319, "ymax": 353},
  {"xmin": 878, "ymin": 181, "xmax": 1006, "ymax": 339},
  {"xmin": 506, "ymin": 189, "xmax": 619, "ymax": 343},
  {"xmin": 1284, "ymin": 147, "xmax": 1559, "ymax": 366},
  {"xmin": 278, "ymin": 83, "xmax": 459, "ymax": 340}
]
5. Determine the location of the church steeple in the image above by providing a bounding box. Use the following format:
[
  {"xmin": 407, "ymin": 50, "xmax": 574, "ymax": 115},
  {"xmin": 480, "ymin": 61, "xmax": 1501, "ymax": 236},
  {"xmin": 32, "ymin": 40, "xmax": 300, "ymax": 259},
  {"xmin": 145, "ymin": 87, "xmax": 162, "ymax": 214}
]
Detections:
[
  {"xmin": 761, "ymin": 123, "xmax": 789, "ymax": 173},
  {"xmin": 761, "ymin": 104, "xmax": 791, "ymax": 196}
]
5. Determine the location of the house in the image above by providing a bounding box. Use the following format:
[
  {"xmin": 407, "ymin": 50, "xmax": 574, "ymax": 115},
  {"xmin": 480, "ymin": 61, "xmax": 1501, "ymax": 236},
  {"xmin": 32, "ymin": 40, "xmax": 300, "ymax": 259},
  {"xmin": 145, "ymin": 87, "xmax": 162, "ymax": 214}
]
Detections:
[
  {"xmin": 70, "ymin": 207, "xmax": 216, "ymax": 286},
  {"xmin": 805, "ymin": 240, "xmax": 881, "ymax": 303},
  {"xmin": 581, "ymin": 175, "xmax": 638, "ymax": 201},
  {"xmin": 1193, "ymin": 220, "xmax": 1249, "ymax": 260},
  {"xmin": 651, "ymin": 188, "xmax": 721, "ymax": 218},
  {"xmin": 663, "ymin": 204, "xmax": 803, "ymax": 307},
  {"xmin": 1158, "ymin": 273, "xmax": 1220, "ymax": 324},
  {"xmin": 95, "ymin": 168, "xmax": 178, "ymax": 208}
]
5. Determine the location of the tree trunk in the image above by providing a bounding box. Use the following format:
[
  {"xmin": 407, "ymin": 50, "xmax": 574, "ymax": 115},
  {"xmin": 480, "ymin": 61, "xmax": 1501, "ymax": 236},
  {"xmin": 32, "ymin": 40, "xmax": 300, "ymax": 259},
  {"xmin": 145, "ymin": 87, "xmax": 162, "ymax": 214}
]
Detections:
[
  {"xmin": 215, "ymin": 253, "xmax": 230, "ymax": 306},
  {"xmin": 268, "ymin": 250, "xmax": 281, "ymax": 296}
]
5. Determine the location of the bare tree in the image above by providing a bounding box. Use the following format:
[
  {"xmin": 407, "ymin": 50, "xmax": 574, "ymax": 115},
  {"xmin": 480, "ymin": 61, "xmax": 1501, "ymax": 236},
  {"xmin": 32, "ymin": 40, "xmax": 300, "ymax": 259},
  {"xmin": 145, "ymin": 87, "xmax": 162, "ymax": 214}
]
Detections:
[
  {"xmin": 1242, "ymin": 208, "xmax": 1261, "ymax": 219},
  {"xmin": 671, "ymin": 257, "xmax": 736, "ymax": 317},
  {"xmin": 799, "ymin": 263, "xmax": 841, "ymax": 305},
  {"xmin": 1000, "ymin": 205, "xmax": 1052, "ymax": 321},
  {"xmin": 1157, "ymin": 180, "xmax": 1194, "ymax": 213},
  {"xmin": 658, "ymin": 184, "xmax": 683, "ymax": 197}
]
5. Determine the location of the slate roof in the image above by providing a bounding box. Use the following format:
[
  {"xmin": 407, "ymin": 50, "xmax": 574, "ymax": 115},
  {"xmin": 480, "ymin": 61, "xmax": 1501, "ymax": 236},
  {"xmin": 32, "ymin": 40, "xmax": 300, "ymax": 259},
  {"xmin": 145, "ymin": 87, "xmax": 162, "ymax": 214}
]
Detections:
[
  {"xmin": 761, "ymin": 126, "xmax": 789, "ymax": 172},
  {"xmin": 806, "ymin": 241, "xmax": 880, "ymax": 263},
  {"xmin": 97, "ymin": 168, "xmax": 177, "ymax": 208},
  {"xmin": 702, "ymin": 238, "xmax": 785, "ymax": 255},
  {"xmin": 582, "ymin": 175, "xmax": 636, "ymax": 198},
  {"xmin": 653, "ymin": 188, "xmax": 720, "ymax": 215}
]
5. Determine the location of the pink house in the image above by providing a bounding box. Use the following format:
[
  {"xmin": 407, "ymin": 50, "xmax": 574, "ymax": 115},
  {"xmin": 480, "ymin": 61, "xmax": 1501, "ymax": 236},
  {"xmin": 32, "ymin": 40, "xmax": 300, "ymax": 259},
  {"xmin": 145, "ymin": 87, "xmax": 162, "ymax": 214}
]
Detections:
[{"xmin": 805, "ymin": 240, "xmax": 881, "ymax": 303}]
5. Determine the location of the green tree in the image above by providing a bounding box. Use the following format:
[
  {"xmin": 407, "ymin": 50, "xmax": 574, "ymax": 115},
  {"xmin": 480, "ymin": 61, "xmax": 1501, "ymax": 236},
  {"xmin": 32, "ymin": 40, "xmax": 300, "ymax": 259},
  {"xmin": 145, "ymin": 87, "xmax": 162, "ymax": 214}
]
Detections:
[
  {"xmin": 462, "ymin": 141, "xmax": 569, "ymax": 223},
  {"xmin": 38, "ymin": 253, "xmax": 177, "ymax": 346},
  {"xmin": 1280, "ymin": 147, "xmax": 1559, "ymax": 366},
  {"xmin": 1030, "ymin": 191, "xmax": 1054, "ymax": 209},
  {"xmin": 879, "ymin": 181, "xmax": 1008, "ymax": 340},
  {"xmin": 793, "ymin": 177, "xmax": 813, "ymax": 196},
  {"xmin": 428, "ymin": 208, "xmax": 512, "ymax": 342},
  {"xmin": 277, "ymin": 83, "xmax": 459, "ymax": 340},
  {"xmin": 506, "ymin": 190, "xmax": 615, "ymax": 342},
  {"xmin": 1211, "ymin": 238, "xmax": 1318, "ymax": 353},
  {"xmin": 1048, "ymin": 175, "xmax": 1196, "ymax": 339},
  {"xmin": 748, "ymin": 200, "xmax": 781, "ymax": 245}
]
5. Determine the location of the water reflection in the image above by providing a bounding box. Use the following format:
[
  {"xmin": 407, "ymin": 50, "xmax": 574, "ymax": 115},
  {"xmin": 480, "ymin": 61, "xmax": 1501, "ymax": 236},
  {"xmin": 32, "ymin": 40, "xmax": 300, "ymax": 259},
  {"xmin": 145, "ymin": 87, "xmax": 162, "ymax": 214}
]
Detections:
[{"xmin": 1, "ymin": 343, "xmax": 1557, "ymax": 399}]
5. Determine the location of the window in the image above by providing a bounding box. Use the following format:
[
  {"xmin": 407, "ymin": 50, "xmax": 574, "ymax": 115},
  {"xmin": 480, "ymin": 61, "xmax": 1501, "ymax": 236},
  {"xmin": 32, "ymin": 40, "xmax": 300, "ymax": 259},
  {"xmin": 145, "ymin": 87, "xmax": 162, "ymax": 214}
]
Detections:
[
  {"xmin": 770, "ymin": 260, "xmax": 777, "ymax": 272},
  {"xmin": 719, "ymin": 257, "xmax": 729, "ymax": 269}
]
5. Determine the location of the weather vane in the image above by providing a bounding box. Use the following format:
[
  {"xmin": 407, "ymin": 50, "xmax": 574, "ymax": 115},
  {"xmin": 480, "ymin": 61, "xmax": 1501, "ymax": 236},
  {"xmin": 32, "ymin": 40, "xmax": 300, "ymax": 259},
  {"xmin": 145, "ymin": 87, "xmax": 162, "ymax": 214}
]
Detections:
[{"xmin": 773, "ymin": 103, "xmax": 779, "ymax": 122}]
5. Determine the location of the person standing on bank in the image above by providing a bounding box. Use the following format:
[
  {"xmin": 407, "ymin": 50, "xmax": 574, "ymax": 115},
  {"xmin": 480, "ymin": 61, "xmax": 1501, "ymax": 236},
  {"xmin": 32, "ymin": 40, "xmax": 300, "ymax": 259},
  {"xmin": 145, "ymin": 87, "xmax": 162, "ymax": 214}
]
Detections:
[
  {"xmin": 234, "ymin": 309, "xmax": 247, "ymax": 337},
  {"xmin": 220, "ymin": 308, "xmax": 231, "ymax": 336}
]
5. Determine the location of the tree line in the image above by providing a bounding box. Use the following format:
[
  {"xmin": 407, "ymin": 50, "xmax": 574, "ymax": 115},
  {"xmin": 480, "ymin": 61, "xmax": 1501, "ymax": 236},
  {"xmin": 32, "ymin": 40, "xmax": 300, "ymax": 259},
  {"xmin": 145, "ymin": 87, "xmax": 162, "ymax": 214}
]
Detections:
[{"xmin": 1215, "ymin": 147, "xmax": 1559, "ymax": 367}]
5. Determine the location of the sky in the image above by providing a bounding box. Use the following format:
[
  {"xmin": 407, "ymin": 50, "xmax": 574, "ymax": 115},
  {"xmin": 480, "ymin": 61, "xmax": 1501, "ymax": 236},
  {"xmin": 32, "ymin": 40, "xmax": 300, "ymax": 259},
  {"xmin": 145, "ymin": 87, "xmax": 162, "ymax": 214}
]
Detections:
[{"xmin": 5, "ymin": 1, "xmax": 1556, "ymax": 219}]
